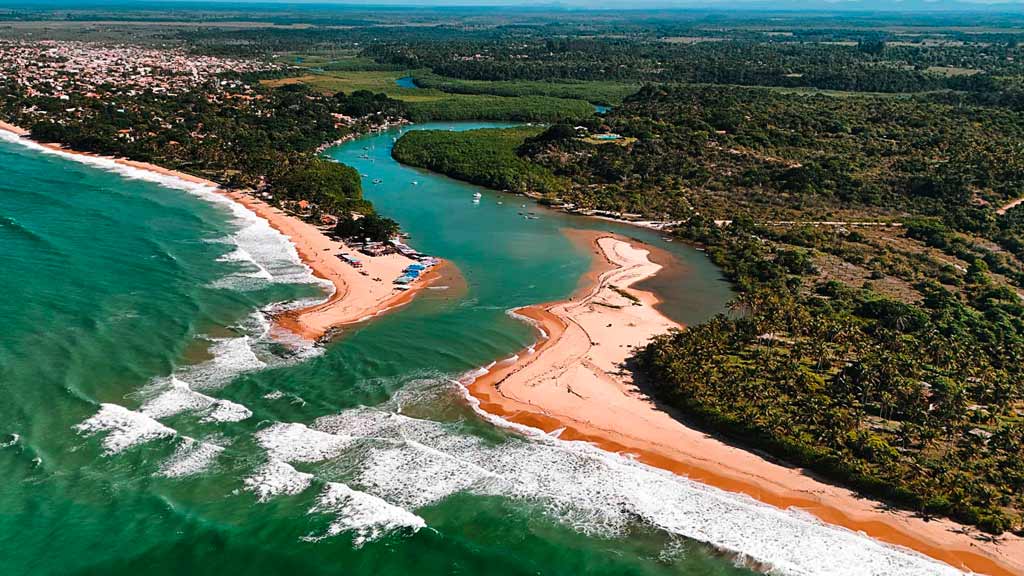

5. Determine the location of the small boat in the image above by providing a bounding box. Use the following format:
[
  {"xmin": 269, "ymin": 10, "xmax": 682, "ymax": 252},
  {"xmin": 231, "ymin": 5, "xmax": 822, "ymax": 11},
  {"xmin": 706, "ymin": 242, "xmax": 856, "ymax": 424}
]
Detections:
[
  {"xmin": 473, "ymin": 192, "xmax": 482, "ymax": 199},
  {"xmin": 372, "ymin": 178, "xmax": 383, "ymax": 185},
  {"xmin": 412, "ymin": 180, "xmax": 419, "ymax": 185}
]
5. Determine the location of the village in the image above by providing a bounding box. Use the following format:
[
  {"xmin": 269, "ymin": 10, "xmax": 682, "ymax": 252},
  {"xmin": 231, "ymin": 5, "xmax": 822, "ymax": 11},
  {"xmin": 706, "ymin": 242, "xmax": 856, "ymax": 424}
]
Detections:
[{"xmin": 0, "ymin": 40, "xmax": 273, "ymax": 99}]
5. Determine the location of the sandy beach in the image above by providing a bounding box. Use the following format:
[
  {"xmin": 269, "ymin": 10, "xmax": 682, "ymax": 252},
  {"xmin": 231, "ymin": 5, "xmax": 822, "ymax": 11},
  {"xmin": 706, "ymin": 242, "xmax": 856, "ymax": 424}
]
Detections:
[
  {"xmin": 468, "ymin": 230, "xmax": 1024, "ymax": 576},
  {"xmin": 0, "ymin": 121, "xmax": 441, "ymax": 341},
  {"xmin": 7, "ymin": 117, "xmax": 1024, "ymax": 574},
  {"xmin": 221, "ymin": 189, "xmax": 446, "ymax": 341}
]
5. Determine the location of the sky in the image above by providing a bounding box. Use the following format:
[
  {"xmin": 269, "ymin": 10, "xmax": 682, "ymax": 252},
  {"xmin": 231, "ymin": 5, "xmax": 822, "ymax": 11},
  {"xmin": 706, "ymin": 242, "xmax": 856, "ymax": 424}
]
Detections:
[
  {"xmin": 148, "ymin": 0, "xmax": 1024, "ymax": 10},
  {"xmin": 11, "ymin": 0, "xmax": 1024, "ymax": 10}
]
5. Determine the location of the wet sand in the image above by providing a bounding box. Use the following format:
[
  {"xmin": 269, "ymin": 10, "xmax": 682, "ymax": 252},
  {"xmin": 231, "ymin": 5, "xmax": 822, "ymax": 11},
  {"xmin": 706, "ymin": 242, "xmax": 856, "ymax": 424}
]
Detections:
[
  {"xmin": 0, "ymin": 122, "xmax": 442, "ymax": 341},
  {"xmin": 220, "ymin": 190, "xmax": 443, "ymax": 341},
  {"xmin": 467, "ymin": 229, "xmax": 1024, "ymax": 576}
]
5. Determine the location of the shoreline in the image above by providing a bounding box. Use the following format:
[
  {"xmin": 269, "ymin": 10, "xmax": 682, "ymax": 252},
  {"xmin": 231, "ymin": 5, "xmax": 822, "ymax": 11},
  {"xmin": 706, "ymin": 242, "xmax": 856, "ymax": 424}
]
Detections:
[
  {"xmin": 466, "ymin": 230, "xmax": 1024, "ymax": 576},
  {"xmin": 0, "ymin": 121, "xmax": 441, "ymax": 342},
  {"xmin": 8, "ymin": 117, "xmax": 1023, "ymax": 573}
]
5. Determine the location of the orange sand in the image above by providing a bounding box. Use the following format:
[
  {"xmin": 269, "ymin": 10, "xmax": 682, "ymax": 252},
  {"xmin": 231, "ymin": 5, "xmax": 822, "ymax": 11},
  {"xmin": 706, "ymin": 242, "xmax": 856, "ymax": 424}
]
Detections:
[
  {"xmin": 219, "ymin": 190, "xmax": 445, "ymax": 341},
  {"xmin": 469, "ymin": 231, "xmax": 1024, "ymax": 576},
  {"xmin": 0, "ymin": 121, "xmax": 442, "ymax": 341},
  {"xmin": 6, "ymin": 119, "xmax": 1022, "ymax": 573}
]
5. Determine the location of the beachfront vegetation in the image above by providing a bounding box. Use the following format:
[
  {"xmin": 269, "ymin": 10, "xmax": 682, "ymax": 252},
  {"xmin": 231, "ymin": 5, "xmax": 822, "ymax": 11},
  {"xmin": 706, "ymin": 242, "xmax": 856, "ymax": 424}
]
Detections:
[
  {"xmin": 393, "ymin": 84, "xmax": 1024, "ymax": 535},
  {"xmin": 637, "ymin": 214, "xmax": 1024, "ymax": 535},
  {"xmin": 274, "ymin": 158, "xmax": 370, "ymax": 215},
  {"xmin": 0, "ymin": 77, "xmax": 402, "ymax": 216},
  {"xmin": 5, "ymin": 6, "xmax": 1024, "ymax": 536},
  {"xmin": 333, "ymin": 213, "xmax": 400, "ymax": 243},
  {"xmin": 392, "ymin": 127, "xmax": 568, "ymax": 197}
]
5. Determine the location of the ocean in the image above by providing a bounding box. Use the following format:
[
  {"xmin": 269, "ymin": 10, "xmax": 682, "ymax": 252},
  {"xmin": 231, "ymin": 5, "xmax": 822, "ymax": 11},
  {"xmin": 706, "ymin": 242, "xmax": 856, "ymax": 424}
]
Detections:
[{"xmin": 0, "ymin": 125, "xmax": 963, "ymax": 576}]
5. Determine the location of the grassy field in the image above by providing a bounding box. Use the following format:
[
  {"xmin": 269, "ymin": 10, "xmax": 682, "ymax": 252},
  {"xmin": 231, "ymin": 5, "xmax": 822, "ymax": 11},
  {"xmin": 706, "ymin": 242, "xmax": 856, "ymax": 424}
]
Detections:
[
  {"xmin": 262, "ymin": 71, "xmax": 443, "ymax": 102},
  {"xmin": 262, "ymin": 60, "xmax": 596, "ymax": 121}
]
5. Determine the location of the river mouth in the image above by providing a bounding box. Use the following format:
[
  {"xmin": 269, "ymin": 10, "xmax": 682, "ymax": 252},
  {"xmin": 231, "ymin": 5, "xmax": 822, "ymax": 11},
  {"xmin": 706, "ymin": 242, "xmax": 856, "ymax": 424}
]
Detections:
[{"xmin": 0, "ymin": 121, "xmax": 966, "ymax": 576}]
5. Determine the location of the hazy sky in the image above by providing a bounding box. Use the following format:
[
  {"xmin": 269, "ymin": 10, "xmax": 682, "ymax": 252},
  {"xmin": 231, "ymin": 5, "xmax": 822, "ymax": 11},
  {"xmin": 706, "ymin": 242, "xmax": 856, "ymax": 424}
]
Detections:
[
  {"xmin": 149, "ymin": 0, "xmax": 1024, "ymax": 9},
  {"xmin": 15, "ymin": 0, "xmax": 1024, "ymax": 11}
]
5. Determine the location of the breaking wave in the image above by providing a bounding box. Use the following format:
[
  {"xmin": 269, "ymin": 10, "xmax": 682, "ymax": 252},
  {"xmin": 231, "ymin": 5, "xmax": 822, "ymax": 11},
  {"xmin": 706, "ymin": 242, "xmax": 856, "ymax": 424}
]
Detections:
[
  {"xmin": 75, "ymin": 403, "xmax": 176, "ymax": 456},
  {"xmin": 0, "ymin": 128, "xmax": 332, "ymax": 301},
  {"xmin": 303, "ymin": 482, "xmax": 426, "ymax": 547},
  {"xmin": 244, "ymin": 460, "xmax": 314, "ymax": 502},
  {"xmin": 158, "ymin": 437, "xmax": 226, "ymax": 478}
]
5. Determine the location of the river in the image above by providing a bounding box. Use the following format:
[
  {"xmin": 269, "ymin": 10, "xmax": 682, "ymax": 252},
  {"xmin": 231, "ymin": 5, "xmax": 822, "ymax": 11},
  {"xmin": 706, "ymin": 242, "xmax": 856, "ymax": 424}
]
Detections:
[{"xmin": 0, "ymin": 122, "xmax": 961, "ymax": 576}]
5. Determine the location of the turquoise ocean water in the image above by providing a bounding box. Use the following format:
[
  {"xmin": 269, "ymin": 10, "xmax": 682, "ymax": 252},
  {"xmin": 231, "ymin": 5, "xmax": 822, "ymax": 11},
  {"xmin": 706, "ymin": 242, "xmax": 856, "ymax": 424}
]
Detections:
[{"xmin": 0, "ymin": 124, "xmax": 963, "ymax": 576}]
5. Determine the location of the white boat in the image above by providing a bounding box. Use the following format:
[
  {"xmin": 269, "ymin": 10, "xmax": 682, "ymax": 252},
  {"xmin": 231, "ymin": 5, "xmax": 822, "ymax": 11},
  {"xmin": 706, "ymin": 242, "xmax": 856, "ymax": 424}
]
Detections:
[{"xmin": 473, "ymin": 192, "xmax": 482, "ymax": 199}]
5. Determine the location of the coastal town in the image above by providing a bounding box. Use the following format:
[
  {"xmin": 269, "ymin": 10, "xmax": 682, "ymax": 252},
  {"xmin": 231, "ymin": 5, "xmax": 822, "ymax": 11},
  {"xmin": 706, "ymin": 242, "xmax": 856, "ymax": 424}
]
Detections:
[
  {"xmin": 0, "ymin": 40, "xmax": 275, "ymax": 126},
  {"xmin": 0, "ymin": 38, "xmax": 440, "ymax": 335}
]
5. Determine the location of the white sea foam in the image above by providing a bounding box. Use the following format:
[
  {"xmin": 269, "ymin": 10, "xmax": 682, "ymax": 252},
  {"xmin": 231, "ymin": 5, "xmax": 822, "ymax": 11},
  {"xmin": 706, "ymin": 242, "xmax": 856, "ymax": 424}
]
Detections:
[
  {"xmin": 310, "ymin": 399, "xmax": 964, "ymax": 576},
  {"xmin": 75, "ymin": 403, "xmax": 176, "ymax": 455},
  {"xmin": 139, "ymin": 377, "xmax": 252, "ymax": 423},
  {"xmin": 218, "ymin": 246, "xmax": 272, "ymax": 275},
  {"xmin": 460, "ymin": 367, "xmax": 490, "ymax": 382},
  {"xmin": 244, "ymin": 460, "xmax": 314, "ymax": 502},
  {"xmin": 505, "ymin": 308, "xmax": 548, "ymax": 340},
  {"xmin": 140, "ymin": 377, "xmax": 215, "ymax": 419},
  {"xmin": 304, "ymin": 482, "xmax": 425, "ymax": 547},
  {"xmin": 176, "ymin": 336, "xmax": 267, "ymax": 391},
  {"xmin": 202, "ymin": 398, "xmax": 253, "ymax": 423},
  {"xmin": 0, "ymin": 433, "xmax": 20, "ymax": 448},
  {"xmin": 255, "ymin": 422, "xmax": 350, "ymax": 463},
  {"xmin": 0, "ymin": 129, "xmax": 330, "ymax": 302},
  {"xmin": 158, "ymin": 437, "xmax": 225, "ymax": 478}
]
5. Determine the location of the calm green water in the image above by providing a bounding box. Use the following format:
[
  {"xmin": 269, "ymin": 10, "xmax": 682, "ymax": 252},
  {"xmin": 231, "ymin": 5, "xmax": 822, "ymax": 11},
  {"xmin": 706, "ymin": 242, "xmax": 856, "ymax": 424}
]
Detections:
[{"xmin": 0, "ymin": 125, "xmax": 962, "ymax": 576}]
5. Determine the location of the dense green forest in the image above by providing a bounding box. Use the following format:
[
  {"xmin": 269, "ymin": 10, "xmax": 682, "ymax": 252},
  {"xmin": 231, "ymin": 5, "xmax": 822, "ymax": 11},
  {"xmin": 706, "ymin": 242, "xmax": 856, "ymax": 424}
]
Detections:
[
  {"xmin": 409, "ymin": 74, "xmax": 639, "ymax": 106},
  {"xmin": 392, "ymin": 127, "xmax": 568, "ymax": 196},
  {"xmin": 4, "ymin": 7, "xmax": 1024, "ymax": 535},
  {"xmin": 403, "ymin": 93, "xmax": 593, "ymax": 123},
  {"xmin": 638, "ymin": 213, "xmax": 1024, "ymax": 535},
  {"xmin": 520, "ymin": 85, "xmax": 1024, "ymax": 223},
  {"xmin": 392, "ymin": 83, "xmax": 1024, "ymax": 535},
  {"xmin": 0, "ymin": 79, "xmax": 397, "ymax": 215},
  {"xmin": 362, "ymin": 33, "xmax": 1021, "ymax": 97}
]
